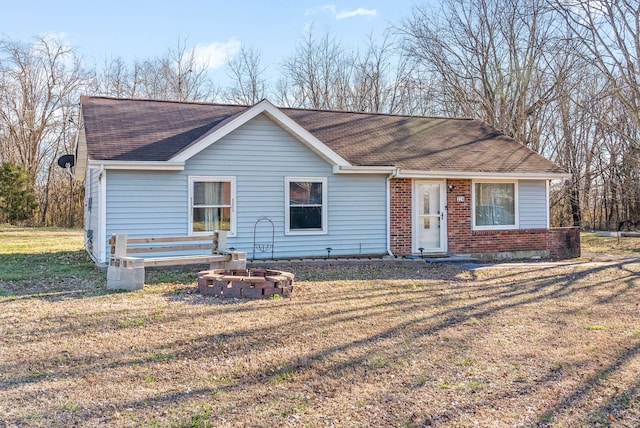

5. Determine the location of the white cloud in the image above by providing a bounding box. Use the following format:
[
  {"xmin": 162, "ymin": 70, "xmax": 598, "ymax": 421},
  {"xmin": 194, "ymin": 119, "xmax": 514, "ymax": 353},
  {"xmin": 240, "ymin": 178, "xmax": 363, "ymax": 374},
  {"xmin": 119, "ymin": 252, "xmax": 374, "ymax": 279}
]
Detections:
[
  {"xmin": 335, "ymin": 7, "xmax": 377, "ymax": 19},
  {"xmin": 305, "ymin": 4, "xmax": 377, "ymax": 20},
  {"xmin": 193, "ymin": 38, "xmax": 241, "ymax": 70},
  {"xmin": 305, "ymin": 5, "xmax": 334, "ymax": 16}
]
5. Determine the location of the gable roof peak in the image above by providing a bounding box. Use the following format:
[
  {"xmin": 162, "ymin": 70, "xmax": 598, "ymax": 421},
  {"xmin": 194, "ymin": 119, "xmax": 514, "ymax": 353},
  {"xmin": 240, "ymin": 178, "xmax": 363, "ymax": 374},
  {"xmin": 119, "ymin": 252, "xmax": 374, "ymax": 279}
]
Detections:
[{"xmin": 169, "ymin": 97, "xmax": 351, "ymax": 167}]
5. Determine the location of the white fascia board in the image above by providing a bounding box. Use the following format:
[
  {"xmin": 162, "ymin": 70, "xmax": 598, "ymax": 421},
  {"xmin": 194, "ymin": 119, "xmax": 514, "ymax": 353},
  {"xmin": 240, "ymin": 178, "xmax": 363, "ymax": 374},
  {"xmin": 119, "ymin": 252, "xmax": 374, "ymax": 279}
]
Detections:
[
  {"xmin": 261, "ymin": 103, "xmax": 351, "ymax": 167},
  {"xmin": 170, "ymin": 101, "xmax": 266, "ymax": 162},
  {"xmin": 73, "ymin": 128, "xmax": 88, "ymax": 182},
  {"xmin": 333, "ymin": 165, "xmax": 570, "ymax": 179},
  {"xmin": 88, "ymin": 160, "xmax": 185, "ymax": 171},
  {"xmin": 333, "ymin": 165, "xmax": 396, "ymax": 174},
  {"xmin": 169, "ymin": 99, "xmax": 351, "ymax": 167},
  {"xmin": 395, "ymin": 169, "xmax": 571, "ymax": 180}
]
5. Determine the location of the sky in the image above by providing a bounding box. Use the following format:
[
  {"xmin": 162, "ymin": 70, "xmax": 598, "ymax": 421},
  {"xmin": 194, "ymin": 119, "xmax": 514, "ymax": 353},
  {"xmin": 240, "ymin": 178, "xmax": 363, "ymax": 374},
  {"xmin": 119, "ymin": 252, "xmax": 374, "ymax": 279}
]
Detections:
[{"xmin": 0, "ymin": 0, "xmax": 427, "ymax": 88}]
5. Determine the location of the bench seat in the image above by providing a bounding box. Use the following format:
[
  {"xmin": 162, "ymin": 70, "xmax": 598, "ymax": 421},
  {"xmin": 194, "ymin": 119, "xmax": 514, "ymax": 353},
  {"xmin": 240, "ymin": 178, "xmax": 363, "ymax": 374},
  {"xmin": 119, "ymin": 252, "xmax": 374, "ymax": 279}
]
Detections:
[{"xmin": 142, "ymin": 253, "xmax": 232, "ymax": 267}]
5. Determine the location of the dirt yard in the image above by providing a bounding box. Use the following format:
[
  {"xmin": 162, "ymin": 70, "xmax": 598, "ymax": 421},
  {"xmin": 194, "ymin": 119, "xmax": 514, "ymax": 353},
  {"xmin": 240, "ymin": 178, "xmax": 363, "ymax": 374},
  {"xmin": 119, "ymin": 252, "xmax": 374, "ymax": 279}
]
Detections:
[{"xmin": 0, "ymin": 233, "xmax": 639, "ymax": 427}]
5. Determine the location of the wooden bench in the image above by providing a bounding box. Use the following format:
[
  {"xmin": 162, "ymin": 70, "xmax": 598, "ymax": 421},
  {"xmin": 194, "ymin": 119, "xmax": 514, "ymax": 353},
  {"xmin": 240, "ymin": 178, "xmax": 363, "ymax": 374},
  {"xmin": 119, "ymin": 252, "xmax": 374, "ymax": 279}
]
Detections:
[{"xmin": 107, "ymin": 231, "xmax": 247, "ymax": 290}]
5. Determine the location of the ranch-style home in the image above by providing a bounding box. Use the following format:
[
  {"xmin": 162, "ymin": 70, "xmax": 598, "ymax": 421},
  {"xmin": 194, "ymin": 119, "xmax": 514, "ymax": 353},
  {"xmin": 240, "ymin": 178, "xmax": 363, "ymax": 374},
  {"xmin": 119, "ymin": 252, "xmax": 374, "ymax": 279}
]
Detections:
[{"xmin": 74, "ymin": 96, "xmax": 579, "ymax": 265}]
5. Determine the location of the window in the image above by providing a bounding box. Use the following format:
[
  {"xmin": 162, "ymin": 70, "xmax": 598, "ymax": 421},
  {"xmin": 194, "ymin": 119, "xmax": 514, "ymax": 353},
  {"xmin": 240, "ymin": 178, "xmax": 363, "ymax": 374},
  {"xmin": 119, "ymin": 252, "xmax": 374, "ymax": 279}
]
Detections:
[
  {"xmin": 190, "ymin": 176, "xmax": 235, "ymax": 235},
  {"xmin": 473, "ymin": 181, "xmax": 516, "ymax": 228},
  {"xmin": 285, "ymin": 177, "xmax": 327, "ymax": 234}
]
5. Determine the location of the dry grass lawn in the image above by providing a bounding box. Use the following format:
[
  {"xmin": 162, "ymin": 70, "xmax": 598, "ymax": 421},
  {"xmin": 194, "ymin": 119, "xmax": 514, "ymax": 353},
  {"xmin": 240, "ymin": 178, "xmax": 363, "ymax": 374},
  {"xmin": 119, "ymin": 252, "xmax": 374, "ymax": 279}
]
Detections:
[{"xmin": 1, "ymin": 230, "xmax": 639, "ymax": 427}]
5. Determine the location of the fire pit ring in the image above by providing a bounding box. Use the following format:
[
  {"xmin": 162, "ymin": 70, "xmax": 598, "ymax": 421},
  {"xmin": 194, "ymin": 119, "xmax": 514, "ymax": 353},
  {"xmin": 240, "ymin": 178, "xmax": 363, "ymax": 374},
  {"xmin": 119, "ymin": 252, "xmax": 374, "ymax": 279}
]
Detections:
[{"xmin": 198, "ymin": 268, "xmax": 294, "ymax": 299}]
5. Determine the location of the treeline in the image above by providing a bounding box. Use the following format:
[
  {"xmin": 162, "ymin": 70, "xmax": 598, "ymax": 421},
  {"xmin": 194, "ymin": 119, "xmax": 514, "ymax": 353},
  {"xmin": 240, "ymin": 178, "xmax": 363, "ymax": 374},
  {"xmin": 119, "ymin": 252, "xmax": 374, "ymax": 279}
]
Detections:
[{"xmin": 0, "ymin": 0, "xmax": 638, "ymax": 230}]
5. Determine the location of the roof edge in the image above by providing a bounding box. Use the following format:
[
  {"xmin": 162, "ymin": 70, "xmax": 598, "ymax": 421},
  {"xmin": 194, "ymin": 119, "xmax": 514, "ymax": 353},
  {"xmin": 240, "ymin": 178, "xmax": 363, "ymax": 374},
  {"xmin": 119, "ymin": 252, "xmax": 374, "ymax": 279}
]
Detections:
[
  {"xmin": 87, "ymin": 160, "xmax": 185, "ymax": 171},
  {"xmin": 395, "ymin": 169, "xmax": 571, "ymax": 180},
  {"xmin": 333, "ymin": 166, "xmax": 397, "ymax": 174},
  {"xmin": 333, "ymin": 166, "xmax": 570, "ymax": 180}
]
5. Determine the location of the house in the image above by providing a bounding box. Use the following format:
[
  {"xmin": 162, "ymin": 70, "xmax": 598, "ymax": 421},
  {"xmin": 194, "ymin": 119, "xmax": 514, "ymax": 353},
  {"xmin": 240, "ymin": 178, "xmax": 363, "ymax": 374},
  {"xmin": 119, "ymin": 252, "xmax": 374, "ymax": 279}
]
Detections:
[{"xmin": 74, "ymin": 96, "xmax": 579, "ymax": 265}]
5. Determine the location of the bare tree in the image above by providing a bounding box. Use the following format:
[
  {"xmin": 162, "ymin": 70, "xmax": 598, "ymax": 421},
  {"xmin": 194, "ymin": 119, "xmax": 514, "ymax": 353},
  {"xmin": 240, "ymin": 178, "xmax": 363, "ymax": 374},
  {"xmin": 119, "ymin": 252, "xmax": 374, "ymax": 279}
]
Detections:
[
  {"xmin": 94, "ymin": 39, "xmax": 218, "ymax": 102},
  {"xmin": 385, "ymin": 56, "xmax": 445, "ymax": 116},
  {"xmin": 224, "ymin": 46, "xmax": 267, "ymax": 105},
  {"xmin": 92, "ymin": 55, "xmax": 137, "ymax": 99},
  {"xmin": 162, "ymin": 39, "xmax": 217, "ymax": 102},
  {"xmin": 0, "ymin": 35, "xmax": 88, "ymax": 224},
  {"xmin": 553, "ymin": 0, "xmax": 640, "ymax": 143},
  {"xmin": 95, "ymin": 56, "xmax": 135, "ymax": 98},
  {"xmin": 548, "ymin": 60, "xmax": 605, "ymax": 227},
  {"xmin": 399, "ymin": 0, "xmax": 562, "ymax": 150},
  {"xmin": 349, "ymin": 34, "xmax": 394, "ymax": 112},
  {"xmin": 279, "ymin": 27, "xmax": 352, "ymax": 110},
  {"xmin": 550, "ymin": 1, "xmax": 640, "ymax": 228}
]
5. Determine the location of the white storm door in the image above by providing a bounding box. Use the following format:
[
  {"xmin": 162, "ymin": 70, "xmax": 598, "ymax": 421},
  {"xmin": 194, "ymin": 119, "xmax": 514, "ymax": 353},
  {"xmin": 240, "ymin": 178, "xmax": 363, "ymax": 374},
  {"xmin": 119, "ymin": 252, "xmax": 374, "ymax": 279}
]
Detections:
[{"xmin": 414, "ymin": 181, "xmax": 446, "ymax": 253}]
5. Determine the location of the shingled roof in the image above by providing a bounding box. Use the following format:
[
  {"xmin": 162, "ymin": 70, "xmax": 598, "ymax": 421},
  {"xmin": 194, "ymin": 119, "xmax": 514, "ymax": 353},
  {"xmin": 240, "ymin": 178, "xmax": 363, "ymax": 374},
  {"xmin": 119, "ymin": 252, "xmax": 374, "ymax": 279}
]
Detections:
[{"xmin": 80, "ymin": 96, "xmax": 567, "ymax": 176}]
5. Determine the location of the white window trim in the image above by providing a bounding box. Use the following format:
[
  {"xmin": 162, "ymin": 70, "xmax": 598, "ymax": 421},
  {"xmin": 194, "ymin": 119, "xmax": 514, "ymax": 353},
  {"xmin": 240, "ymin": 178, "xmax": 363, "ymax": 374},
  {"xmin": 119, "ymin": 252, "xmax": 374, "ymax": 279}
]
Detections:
[
  {"xmin": 188, "ymin": 175, "xmax": 236, "ymax": 236},
  {"xmin": 471, "ymin": 179, "xmax": 519, "ymax": 231},
  {"xmin": 285, "ymin": 176, "xmax": 328, "ymax": 235}
]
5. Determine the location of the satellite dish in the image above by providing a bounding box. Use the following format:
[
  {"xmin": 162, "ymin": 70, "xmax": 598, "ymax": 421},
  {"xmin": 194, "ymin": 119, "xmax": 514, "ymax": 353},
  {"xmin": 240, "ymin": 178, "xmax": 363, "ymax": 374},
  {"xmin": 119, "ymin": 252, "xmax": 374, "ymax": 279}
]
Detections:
[{"xmin": 57, "ymin": 154, "xmax": 75, "ymax": 169}]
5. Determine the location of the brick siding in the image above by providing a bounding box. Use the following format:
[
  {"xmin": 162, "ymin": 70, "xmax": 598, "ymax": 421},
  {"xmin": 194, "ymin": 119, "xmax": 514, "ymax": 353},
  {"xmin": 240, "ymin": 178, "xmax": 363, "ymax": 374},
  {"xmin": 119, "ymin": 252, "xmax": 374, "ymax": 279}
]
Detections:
[
  {"xmin": 548, "ymin": 227, "xmax": 581, "ymax": 259},
  {"xmin": 389, "ymin": 178, "xmax": 580, "ymax": 259},
  {"xmin": 446, "ymin": 179, "xmax": 549, "ymax": 254},
  {"xmin": 390, "ymin": 178, "xmax": 413, "ymax": 255}
]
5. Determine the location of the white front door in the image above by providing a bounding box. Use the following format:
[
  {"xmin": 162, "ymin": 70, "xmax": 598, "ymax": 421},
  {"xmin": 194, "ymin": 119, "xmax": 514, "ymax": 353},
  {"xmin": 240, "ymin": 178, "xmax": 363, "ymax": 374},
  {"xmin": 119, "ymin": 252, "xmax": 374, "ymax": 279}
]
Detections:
[{"xmin": 414, "ymin": 180, "xmax": 447, "ymax": 254}]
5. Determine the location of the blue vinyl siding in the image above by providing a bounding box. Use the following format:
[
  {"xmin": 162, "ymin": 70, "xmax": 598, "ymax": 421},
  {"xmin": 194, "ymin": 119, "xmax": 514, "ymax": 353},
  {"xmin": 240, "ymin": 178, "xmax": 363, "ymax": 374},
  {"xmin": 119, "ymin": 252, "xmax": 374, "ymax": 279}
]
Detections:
[
  {"xmin": 100, "ymin": 113, "xmax": 388, "ymax": 261},
  {"xmin": 188, "ymin": 114, "xmax": 388, "ymax": 258},
  {"xmin": 518, "ymin": 180, "xmax": 548, "ymax": 228},
  {"xmin": 106, "ymin": 171, "xmax": 188, "ymax": 238}
]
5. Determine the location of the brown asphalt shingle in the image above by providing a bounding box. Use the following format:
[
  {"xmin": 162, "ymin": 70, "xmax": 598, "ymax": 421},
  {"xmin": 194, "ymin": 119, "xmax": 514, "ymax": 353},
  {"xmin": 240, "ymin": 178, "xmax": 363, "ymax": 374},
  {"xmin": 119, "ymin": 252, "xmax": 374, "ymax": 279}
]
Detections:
[
  {"xmin": 81, "ymin": 96, "xmax": 245, "ymax": 161},
  {"xmin": 81, "ymin": 96, "xmax": 566, "ymax": 175}
]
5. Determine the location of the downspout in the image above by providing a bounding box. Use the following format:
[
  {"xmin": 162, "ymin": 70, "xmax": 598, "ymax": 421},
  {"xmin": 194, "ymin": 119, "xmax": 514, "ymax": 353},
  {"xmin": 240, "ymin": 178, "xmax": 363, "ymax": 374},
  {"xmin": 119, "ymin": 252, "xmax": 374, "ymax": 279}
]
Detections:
[
  {"xmin": 84, "ymin": 164, "xmax": 104, "ymax": 265},
  {"xmin": 98, "ymin": 164, "xmax": 107, "ymax": 265},
  {"xmin": 386, "ymin": 167, "xmax": 400, "ymax": 257}
]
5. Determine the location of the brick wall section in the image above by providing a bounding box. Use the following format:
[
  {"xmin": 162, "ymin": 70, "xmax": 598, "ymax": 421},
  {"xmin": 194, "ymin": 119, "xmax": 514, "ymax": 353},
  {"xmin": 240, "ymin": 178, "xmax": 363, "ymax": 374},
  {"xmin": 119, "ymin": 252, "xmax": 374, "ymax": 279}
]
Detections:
[
  {"xmin": 548, "ymin": 227, "xmax": 581, "ymax": 258},
  {"xmin": 446, "ymin": 179, "xmax": 550, "ymax": 254},
  {"xmin": 446, "ymin": 179, "xmax": 472, "ymax": 253},
  {"xmin": 390, "ymin": 178, "xmax": 412, "ymax": 255},
  {"xmin": 389, "ymin": 178, "xmax": 581, "ymax": 259}
]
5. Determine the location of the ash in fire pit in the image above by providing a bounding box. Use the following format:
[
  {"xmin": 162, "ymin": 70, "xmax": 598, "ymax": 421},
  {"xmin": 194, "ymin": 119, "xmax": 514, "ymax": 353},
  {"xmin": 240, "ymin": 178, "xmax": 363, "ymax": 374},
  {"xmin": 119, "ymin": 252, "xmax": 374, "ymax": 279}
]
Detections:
[{"xmin": 198, "ymin": 268, "xmax": 294, "ymax": 299}]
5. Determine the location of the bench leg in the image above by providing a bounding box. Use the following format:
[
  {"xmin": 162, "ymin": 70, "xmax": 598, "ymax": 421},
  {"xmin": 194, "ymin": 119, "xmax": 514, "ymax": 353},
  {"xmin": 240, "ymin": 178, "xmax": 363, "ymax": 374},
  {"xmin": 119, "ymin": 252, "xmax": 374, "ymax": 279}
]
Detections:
[
  {"xmin": 107, "ymin": 265, "xmax": 145, "ymax": 291},
  {"xmin": 210, "ymin": 258, "xmax": 247, "ymax": 270}
]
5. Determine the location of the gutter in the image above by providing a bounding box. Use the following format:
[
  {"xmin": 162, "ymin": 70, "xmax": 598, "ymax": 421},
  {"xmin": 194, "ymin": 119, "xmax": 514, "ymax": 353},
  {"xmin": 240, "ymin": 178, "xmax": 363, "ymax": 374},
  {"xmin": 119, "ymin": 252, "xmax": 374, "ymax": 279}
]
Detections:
[
  {"xmin": 395, "ymin": 169, "xmax": 571, "ymax": 180},
  {"xmin": 333, "ymin": 165, "xmax": 397, "ymax": 174},
  {"xmin": 88, "ymin": 160, "xmax": 185, "ymax": 171},
  {"xmin": 334, "ymin": 164, "xmax": 570, "ymax": 181}
]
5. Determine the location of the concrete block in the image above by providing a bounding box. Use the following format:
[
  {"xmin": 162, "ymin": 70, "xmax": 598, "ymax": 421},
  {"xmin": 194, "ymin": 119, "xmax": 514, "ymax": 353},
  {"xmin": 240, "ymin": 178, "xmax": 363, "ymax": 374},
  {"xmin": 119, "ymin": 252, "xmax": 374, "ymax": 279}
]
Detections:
[{"xmin": 107, "ymin": 265, "xmax": 144, "ymax": 291}]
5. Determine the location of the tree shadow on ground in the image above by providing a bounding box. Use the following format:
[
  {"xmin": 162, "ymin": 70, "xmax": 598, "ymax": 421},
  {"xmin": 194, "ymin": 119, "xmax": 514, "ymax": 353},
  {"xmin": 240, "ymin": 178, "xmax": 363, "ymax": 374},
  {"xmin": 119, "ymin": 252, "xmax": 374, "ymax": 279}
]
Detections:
[
  {"xmin": 0, "ymin": 250, "xmax": 108, "ymax": 302},
  {"xmin": 2, "ymin": 260, "xmax": 640, "ymax": 426}
]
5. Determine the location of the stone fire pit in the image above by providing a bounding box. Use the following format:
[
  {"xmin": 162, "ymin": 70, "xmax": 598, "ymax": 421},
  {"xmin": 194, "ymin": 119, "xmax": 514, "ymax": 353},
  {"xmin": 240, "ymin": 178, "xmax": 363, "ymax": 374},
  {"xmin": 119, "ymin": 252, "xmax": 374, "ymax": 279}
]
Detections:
[{"xmin": 198, "ymin": 268, "xmax": 294, "ymax": 299}]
